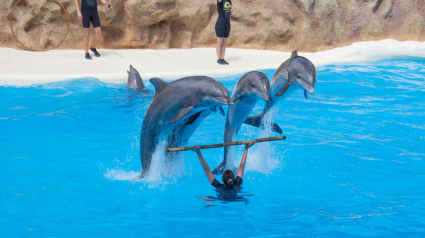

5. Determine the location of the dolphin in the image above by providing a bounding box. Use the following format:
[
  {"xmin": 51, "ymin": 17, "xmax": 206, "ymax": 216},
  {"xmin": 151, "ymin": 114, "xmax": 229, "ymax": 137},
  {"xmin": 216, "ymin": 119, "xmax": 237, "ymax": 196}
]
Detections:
[
  {"xmin": 211, "ymin": 71, "xmax": 281, "ymax": 174},
  {"xmin": 243, "ymin": 50, "xmax": 317, "ymax": 129},
  {"xmin": 139, "ymin": 76, "xmax": 233, "ymax": 177},
  {"xmin": 164, "ymin": 107, "xmax": 223, "ymax": 165},
  {"xmin": 126, "ymin": 65, "xmax": 144, "ymax": 89}
]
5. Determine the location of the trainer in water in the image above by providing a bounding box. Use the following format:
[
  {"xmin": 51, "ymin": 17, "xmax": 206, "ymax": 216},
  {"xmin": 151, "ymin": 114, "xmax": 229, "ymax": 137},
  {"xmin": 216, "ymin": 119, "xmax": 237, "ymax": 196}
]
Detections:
[
  {"xmin": 192, "ymin": 140, "xmax": 258, "ymax": 190},
  {"xmin": 215, "ymin": 0, "xmax": 235, "ymax": 65},
  {"xmin": 244, "ymin": 50, "xmax": 317, "ymax": 129},
  {"xmin": 74, "ymin": 0, "xmax": 112, "ymax": 60},
  {"xmin": 138, "ymin": 76, "xmax": 233, "ymax": 177}
]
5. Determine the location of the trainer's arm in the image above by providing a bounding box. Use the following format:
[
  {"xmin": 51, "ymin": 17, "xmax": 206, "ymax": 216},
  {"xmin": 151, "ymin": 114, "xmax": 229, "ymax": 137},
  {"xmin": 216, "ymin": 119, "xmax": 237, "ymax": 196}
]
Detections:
[
  {"xmin": 74, "ymin": 0, "xmax": 82, "ymax": 21},
  {"xmin": 236, "ymin": 140, "xmax": 257, "ymax": 178},
  {"xmin": 192, "ymin": 146, "xmax": 215, "ymax": 184}
]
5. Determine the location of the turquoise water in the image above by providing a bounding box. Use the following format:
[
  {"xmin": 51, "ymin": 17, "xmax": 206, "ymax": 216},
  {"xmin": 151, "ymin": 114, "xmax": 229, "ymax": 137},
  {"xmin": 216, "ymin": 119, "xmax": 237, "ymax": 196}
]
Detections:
[{"xmin": 1, "ymin": 59, "xmax": 424, "ymax": 237}]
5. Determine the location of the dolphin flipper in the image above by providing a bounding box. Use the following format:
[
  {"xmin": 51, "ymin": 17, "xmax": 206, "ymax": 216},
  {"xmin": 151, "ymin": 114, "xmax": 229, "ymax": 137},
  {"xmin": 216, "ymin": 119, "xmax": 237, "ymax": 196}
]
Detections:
[
  {"xmin": 168, "ymin": 106, "xmax": 194, "ymax": 124},
  {"xmin": 184, "ymin": 111, "xmax": 203, "ymax": 125},
  {"xmin": 244, "ymin": 115, "xmax": 263, "ymax": 128},
  {"xmin": 271, "ymin": 123, "xmax": 283, "ymax": 134},
  {"xmin": 233, "ymin": 93, "xmax": 245, "ymax": 102},
  {"xmin": 218, "ymin": 107, "xmax": 225, "ymax": 116},
  {"xmin": 275, "ymin": 81, "xmax": 290, "ymax": 97},
  {"xmin": 244, "ymin": 115, "xmax": 283, "ymax": 134}
]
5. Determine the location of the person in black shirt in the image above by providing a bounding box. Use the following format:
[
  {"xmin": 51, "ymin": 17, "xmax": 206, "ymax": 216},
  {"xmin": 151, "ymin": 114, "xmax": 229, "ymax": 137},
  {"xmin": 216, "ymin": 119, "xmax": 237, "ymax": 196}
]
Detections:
[
  {"xmin": 215, "ymin": 0, "xmax": 235, "ymax": 65},
  {"xmin": 74, "ymin": 0, "xmax": 112, "ymax": 60},
  {"xmin": 192, "ymin": 140, "xmax": 258, "ymax": 190}
]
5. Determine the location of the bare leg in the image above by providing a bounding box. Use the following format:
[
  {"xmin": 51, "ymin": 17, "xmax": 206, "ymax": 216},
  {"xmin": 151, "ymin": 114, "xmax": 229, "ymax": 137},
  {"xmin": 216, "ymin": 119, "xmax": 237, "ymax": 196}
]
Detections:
[
  {"xmin": 91, "ymin": 27, "xmax": 101, "ymax": 49},
  {"xmin": 221, "ymin": 38, "xmax": 228, "ymax": 60},
  {"xmin": 83, "ymin": 28, "xmax": 90, "ymax": 53},
  {"xmin": 216, "ymin": 37, "xmax": 224, "ymax": 60}
]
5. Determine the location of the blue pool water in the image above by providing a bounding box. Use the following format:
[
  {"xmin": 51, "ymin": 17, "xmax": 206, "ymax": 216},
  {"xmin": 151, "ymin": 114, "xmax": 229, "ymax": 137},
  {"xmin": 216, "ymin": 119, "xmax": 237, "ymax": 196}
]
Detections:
[{"xmin": 1, "ymin": 59, "xmax": 425, "ymax": 237}]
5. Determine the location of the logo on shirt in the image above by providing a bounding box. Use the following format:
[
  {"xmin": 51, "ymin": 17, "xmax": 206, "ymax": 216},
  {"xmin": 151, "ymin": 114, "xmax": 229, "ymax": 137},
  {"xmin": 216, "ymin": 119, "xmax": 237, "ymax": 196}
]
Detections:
[{"xmin": 224, "ymin": 2, "xmax": 231, "ymax": 11}]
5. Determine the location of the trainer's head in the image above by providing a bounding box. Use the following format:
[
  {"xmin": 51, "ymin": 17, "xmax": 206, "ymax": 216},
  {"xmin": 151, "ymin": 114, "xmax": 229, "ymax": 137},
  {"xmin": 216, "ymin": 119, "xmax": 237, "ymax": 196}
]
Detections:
[{"xmin": 222, "ymin": 170, "xmax": 235, "ymax": 186}]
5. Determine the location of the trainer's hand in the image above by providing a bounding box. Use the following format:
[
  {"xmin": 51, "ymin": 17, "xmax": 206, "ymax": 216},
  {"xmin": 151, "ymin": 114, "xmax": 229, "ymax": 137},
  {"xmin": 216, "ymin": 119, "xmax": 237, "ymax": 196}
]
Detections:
[
  {"xmin": 245, "ymin": 139, "xmax": 258, "ymax": 149},
  {"xmin": 191, "ymin": 145, "xmax": 201, "ymax": 155},
  {"xmin": 77, "ymin": 12, "xmax": 83, "ymax": 21}
]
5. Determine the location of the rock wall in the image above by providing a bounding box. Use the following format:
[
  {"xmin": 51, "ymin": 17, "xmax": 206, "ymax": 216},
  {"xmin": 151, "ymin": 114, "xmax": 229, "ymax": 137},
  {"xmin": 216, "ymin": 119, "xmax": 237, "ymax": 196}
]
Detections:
[{"xmin": 1, "ymin": 0, "xmax": 425, "ymax": 51}]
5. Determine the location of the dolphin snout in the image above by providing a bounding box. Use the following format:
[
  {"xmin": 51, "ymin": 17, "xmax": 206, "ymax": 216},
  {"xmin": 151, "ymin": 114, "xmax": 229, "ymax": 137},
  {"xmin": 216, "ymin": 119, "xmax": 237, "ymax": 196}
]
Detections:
[
  {"xmin": 259, "ymin": 91, "xmax": 270, "ymax": 102},
  {"xmin": 300, "ymin": 82, "xmax": 314, "ymax": 95},
  {"xmin": 308, "ymin": 88, "xmax": 315, "ymax": 94},
  {"xmin": 213, "ymin": 97, "xmax": 233, "ymax": 105}
]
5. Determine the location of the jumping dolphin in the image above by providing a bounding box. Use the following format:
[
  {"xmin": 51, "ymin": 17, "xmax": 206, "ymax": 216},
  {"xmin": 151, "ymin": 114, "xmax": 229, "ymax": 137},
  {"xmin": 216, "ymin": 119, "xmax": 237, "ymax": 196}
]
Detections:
[
  {"xmin": 212, "ymin": 71, "xmax": 280, "ymax": 174},
  {"xmin": 139, "ymin": 76, "xmax": 233, "ymax": 177},
  {"xmin": 243, "ymin": 50, "xmax": 317, "ymax": 129},
  {"xmin": 126, "ymin": 65, "xmax": 144, "ymax": 89}
]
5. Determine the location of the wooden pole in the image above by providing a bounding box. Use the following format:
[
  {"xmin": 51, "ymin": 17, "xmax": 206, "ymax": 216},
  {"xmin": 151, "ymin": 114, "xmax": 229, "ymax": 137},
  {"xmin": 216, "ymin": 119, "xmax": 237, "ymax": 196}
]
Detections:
[{"xmin": 166, "ymin": 136, "xmax": 286, "ymax": 152}]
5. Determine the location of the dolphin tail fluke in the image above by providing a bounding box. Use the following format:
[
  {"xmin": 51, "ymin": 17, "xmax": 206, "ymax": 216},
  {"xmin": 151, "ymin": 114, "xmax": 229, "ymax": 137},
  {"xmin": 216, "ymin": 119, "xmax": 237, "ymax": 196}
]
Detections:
[{"xmin": 244, "ymin": 114, "xmax": 283, "ymax": 134}]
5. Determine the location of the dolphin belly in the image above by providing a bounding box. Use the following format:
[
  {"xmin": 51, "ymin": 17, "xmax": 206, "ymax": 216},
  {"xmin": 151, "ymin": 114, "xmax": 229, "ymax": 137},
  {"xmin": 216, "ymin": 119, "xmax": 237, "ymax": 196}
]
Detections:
[{"xmin": 212, "ymin": 96, "xmax": 258, "ymax": 174}]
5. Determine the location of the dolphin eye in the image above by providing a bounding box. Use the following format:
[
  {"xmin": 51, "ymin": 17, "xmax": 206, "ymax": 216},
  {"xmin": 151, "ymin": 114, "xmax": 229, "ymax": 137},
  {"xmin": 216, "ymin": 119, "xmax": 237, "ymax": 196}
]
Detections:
[
  {"xmin": 297, "ymin": 75, "xmax": 300, "ymax": 78},
  {"xmin": 251, "ymin": 83, "xmax": 255, "ymax": 87}
]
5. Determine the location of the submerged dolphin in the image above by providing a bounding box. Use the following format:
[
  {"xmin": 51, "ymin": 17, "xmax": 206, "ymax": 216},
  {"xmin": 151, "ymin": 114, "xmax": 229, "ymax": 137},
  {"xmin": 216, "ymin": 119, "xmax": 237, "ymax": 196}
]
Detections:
[
  {"xmin": 243, "ymin": 50, "xmax": 317, "ymax": 129},
  {"xmin": 212, "ymin": 71, "xmax": 280, "ymax": 174},
  {"xmin": 139, "ymin": 76, "xmax": 233, "ymax": 177},
  {"xmin": 126, "ymin": 65, "xmax": 144, "ymax": 89}
]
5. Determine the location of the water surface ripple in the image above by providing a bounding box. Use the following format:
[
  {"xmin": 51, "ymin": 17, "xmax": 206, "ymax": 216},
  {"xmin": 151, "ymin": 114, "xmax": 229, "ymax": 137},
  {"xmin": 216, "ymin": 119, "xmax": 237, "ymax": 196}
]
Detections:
[{"xmin": 1, "ymin": 60, "xmax": 424, "ymax": 237}]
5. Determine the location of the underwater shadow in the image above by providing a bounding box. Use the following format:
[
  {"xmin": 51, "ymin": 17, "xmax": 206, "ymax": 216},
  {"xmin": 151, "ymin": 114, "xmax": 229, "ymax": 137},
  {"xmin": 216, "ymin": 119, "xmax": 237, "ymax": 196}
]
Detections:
[{"xmin": 198, "ymin": 190, "xmax": 255, "ymax": 207}]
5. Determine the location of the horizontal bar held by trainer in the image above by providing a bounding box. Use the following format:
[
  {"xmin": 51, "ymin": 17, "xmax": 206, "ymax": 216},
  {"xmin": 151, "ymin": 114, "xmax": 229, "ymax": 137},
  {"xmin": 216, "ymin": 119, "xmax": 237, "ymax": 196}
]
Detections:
[{"xmin": 165, "ymin": 136, "xmax": 286, "ymax": 152}]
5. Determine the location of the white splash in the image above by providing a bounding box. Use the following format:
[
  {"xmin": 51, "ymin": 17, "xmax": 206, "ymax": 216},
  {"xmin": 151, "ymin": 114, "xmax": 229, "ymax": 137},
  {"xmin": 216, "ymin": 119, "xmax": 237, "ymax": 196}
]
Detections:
[
  {"xmin": 105, "ymin": 137, "xmax": 187, "ymax": 187},
  {"xmin": 104, "ymin": 169, "xmax": 140, "ymax": 181}
]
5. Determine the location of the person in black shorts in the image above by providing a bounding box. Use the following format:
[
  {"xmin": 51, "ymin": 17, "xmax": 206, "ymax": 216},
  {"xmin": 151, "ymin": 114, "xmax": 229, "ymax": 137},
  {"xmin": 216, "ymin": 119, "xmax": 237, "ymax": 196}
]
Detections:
[
  {"xmin": 215, "ymin": 0, "xmax": 235, "ymax": 65},
  {"xmin": 74, "ymin": 0, "xmax": 112, "ymax": 60},
  {"xmin": 192, "ymin": 140, "xmax": 258, "ymax": 190}
]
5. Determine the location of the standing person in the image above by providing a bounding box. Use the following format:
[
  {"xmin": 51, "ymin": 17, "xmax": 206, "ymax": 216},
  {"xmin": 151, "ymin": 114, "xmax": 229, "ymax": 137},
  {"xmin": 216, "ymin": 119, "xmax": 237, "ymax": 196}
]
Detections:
[
  {"xmin": 191, "ymin": 140, "xmax": 258, "ymax": 190},
  {"xmin": 74, "ymin": 0, "xmax": 112, "ymax": 60},
  {"xmin": 215, "ymin": 0, "xmax": 235, "ymax": 65}
]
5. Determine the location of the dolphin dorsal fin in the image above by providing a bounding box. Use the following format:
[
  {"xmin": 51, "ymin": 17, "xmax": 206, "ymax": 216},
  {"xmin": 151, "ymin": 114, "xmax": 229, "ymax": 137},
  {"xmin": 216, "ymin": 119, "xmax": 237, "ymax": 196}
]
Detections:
[
  {"xmin": 291, "ymin": 50, "xmax": 298, "ymax": 58},
  {"xmin": 150, "ymin": 77, "xmax": 168, "ymax": 94}
]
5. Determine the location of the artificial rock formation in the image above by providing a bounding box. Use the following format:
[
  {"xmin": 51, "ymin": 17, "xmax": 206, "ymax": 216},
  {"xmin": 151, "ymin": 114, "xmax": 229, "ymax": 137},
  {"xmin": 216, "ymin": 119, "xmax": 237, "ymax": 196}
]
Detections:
[{"xmin": 1, "ymin": 0, "xmax": 425, "ymax": 51}]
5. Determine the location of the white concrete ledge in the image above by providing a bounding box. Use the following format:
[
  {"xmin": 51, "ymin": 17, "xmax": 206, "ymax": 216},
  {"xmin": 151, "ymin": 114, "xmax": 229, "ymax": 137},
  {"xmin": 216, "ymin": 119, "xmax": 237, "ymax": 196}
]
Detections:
[{"xmin": 1, "ymin": 39, "xmax": 425, "ymax": 86}]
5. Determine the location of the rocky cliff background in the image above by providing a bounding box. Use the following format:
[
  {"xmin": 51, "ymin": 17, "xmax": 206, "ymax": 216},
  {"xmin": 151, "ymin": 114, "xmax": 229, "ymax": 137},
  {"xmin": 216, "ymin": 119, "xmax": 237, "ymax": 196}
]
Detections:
[{"xmin": 1, "ymin": 0, "xmax": 425, "ymax": 51}]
